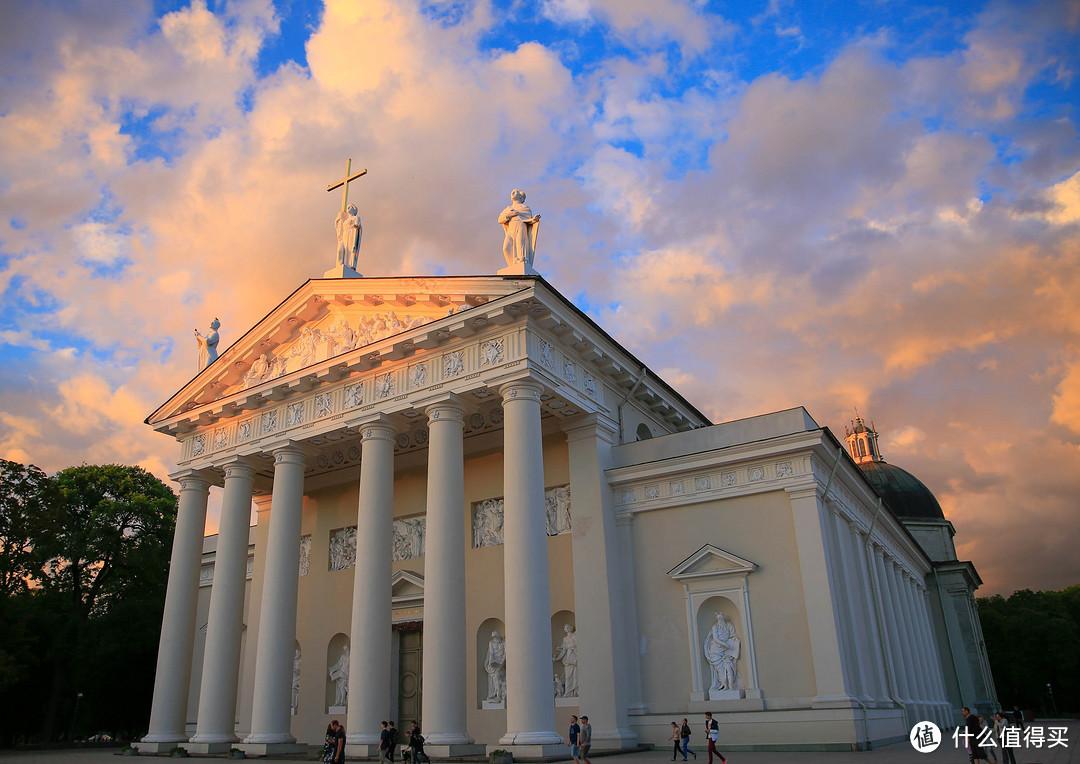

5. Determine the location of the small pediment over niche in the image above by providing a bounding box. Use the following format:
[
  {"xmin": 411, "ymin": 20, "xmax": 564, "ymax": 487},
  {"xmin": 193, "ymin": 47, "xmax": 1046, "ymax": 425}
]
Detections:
[
  {"xmin": 667, "ymin": 544, "xmax": 757, "ymax": 582},
  {"xmin": 392, "ymin": 569, "xmax": 425, "ymax": 603}
]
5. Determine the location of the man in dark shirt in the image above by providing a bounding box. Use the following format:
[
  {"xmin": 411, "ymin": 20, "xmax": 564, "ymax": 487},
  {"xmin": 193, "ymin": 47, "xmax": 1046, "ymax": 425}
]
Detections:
[
  {"xmin": 567, "ymin": 714, "xmax": 581, "ymax": 764},
  {"xmin": 379, "ymin": 721, "xmax": 392, "ymax": 763},
  {"xmin": 330, "ymin": 720, "xmax": 345, "ymax": 764},
  {"xmin": 704, "ymin": 712, "xmax": 725, "ymax": 764},
  {"xmin": 963, "ymin": 708, "xmax": 987, "ymax": 762}
]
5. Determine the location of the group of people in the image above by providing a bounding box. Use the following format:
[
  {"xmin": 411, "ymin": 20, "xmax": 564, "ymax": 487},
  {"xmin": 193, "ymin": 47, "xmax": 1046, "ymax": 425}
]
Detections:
[
  {"xmin": 566, "ymin": 714, "xmax": 592, "ymax": 764},
  {"xmin": 667, "ymin": 712, "xmax": 726, "ymax": 764},
  {"xmin": 962, "ymin": 706, "xmax": 1026, "ymax": 764},
  {"xmin": 321, "ymin": 719, "xmax": 428, "ymax": 764}
]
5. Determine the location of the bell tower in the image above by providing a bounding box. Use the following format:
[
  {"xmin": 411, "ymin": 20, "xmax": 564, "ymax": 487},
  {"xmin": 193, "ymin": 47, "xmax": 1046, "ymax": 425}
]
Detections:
[{"xmin": 845, "ymin": 414, "xmax": 881, "ymax": 464}]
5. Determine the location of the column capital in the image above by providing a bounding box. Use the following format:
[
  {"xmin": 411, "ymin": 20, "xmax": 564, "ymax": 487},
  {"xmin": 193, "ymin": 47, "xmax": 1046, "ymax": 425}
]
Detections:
[
  {"xmin": 271, "ymin": 445, "xmax": 306, "ymax": 466},
  {"xmin": 171, "ymin": 470, "xmax": 214, "ymax": 493},
  {"xmin": 220, "ymin": 456, "xmax": 258, "ymax": 481},
  {"xmin": 426, "ymin": 400, "xmax": 466, "ymax": 424},
  {"xmin": 499, "ymin": 379, "xmax": 544, "ymax": 403}
]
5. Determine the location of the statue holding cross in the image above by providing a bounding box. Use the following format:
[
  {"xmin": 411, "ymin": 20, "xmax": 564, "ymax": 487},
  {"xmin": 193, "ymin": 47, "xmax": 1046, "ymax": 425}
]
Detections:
[{"xmin": 327, "ymin": 158, "xmax": 367, "ymax": 276}]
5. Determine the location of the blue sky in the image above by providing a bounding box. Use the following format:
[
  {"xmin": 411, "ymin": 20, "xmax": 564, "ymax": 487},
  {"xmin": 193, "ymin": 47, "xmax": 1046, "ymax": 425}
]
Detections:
[{"xmin": 0, "ymin": 0, "xmax": 1078, "ymax": 593}]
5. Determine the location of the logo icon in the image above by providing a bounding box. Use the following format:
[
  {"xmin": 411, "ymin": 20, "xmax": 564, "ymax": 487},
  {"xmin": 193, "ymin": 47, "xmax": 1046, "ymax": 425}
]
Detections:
[{"xmin": 911, "ymin": 721, "xmax": 941, "ymax": 753}]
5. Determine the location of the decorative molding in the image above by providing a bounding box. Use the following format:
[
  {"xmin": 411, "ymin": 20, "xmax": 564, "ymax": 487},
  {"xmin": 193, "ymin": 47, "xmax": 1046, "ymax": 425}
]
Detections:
[
  {"xmin": 472, "ymin": 485, "xmax": 571, "ymax": 547},
  {"xmin": 329, "ymin": 526, "xmax": 357, "ymax": 571}
]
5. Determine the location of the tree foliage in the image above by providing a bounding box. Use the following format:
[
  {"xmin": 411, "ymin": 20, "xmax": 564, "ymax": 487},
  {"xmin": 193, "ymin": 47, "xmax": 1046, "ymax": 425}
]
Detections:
[
  {"xmin": 0, "ymin": 460, "xmax": 177, "ymax": 745},
  {"xmin": 979, "ymin": 585, "xmax": 1080, "ymax": 715}
]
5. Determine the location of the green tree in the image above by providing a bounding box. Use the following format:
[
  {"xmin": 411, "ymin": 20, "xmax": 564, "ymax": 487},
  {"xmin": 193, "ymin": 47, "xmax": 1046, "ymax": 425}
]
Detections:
[{"xmin": 0, "ymin": 462, "xmax": 177, "ymax": 744}]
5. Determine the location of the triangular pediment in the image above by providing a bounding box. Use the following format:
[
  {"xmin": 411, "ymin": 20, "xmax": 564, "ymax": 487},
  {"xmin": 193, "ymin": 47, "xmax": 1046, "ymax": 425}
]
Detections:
[
  {"xmin": 668, "ymin": 544, "xmax": 757, "ymax": 581},
  {"xmin": 147, "ymin": 276, "xmax": 537, "ymax": 426},
  {"xmin": 391, "ymin": 569, "xmax": 425, "ymax": 602}
]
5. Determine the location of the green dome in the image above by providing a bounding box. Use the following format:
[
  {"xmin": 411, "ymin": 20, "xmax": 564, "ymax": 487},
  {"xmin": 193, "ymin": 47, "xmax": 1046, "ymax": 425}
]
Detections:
[{"xmin": 858, "ymin": 460, "xmax": 945, "ymax": 521}]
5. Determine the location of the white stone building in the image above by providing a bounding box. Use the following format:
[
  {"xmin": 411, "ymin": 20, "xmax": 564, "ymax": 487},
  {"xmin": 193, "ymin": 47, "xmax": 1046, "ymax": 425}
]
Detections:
[{"xmin": 140, "ymin": 263, "xmax": 995, "ymax": 754}]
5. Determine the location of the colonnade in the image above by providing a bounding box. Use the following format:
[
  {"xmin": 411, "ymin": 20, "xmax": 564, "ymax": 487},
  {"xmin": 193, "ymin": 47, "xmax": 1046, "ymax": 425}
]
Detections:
[
  {"xmin": 143, "ymin": 379, "xmax": 613, "ymax": 755},
  {"xmin": 825, "ymin": 504, "xmax": 952, "ymax": 731}
]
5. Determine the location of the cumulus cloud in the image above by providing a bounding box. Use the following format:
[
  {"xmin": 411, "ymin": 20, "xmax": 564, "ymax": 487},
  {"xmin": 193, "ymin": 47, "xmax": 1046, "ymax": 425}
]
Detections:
[{"xmin": 0, "ymin": 0, "xmax": 1078, "ymax": 593}]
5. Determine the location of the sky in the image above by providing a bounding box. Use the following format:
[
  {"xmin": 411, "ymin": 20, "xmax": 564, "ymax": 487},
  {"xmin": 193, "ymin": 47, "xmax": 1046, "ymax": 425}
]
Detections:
[{"xmin": 1, "ymin": 0, "xmax": 1079, "ymax": 597}]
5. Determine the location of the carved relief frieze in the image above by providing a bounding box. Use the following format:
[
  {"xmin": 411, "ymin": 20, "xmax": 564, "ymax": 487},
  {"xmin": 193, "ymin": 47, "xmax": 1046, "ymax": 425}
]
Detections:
[
  {"xmin": 721, "ymin": 472, "xmax": 737, "ymax": 487},
  {"xmin": 329, "ymin": 526, "xmax": 358, "ymax": 571},
  {"xmin": 286, "ymin": 401, "xmax": 305, "ymax": 427},
  {"xmin": 748, "ymin": 466, "xmax": 765, "ymax": 482},
  {"xmin": 444, "ymin": 350, "xmax": 465, "ymax": 377},
  {"xmin": 212, "ymin": 428, "xmax": 228, "ymax": 451},
  {"xmin": 776, "ymin": 461, "xmax": 793, "ymax": 477},
  {"xmin": 393, "ymin": 517, "xmax": 426, "ymax": 561},
  {"xmin": 343, "ymin": 382, "xmax": 363, "ymax": 410},
  {"xmin": 314, "ymin": 392, "xmax": 333, "ymax": 419},
  {"xmin": 409, "ymin": 362, "xmax": 428, "ymax": 389},
  {"xmin": 473, "ymin": 486, "xmax": 571, "ymax": 548},
  {"xmin": 299, "ymin": 535, "xmax": 311, "ymax": 576},
  {"xmin": 262, "ymin": 410, "xmax": 278, "ymax": 435},
  {"xmin": 480, "ymin": 338, "xmax": 504, "ymax": 366},
  {"xmin": 191, "ymin": 434, "xmax": 206, "ymax": 457},
  {"xmin": 694, "ymin": 476, "xmax": 711, "ymax": 491},
  {"xmin": 375, "ymin": 372, "xmax": 395, "ymax": 399},
  {"xmin": 238, "ymin": 419, "xmax": 254, "ymax": 443}
]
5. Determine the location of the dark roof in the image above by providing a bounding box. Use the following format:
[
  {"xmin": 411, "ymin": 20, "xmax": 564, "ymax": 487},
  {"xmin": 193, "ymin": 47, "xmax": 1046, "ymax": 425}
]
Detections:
[{"xmin": 857, "ymin": 460, "xmax": 945, "ymax": 520}]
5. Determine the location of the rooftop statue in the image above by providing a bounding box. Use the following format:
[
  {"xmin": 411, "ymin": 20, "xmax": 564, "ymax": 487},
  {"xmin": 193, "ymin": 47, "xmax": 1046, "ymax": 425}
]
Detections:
[
  {"xmin": 498, "ymin": 188, "xmax": 540, "ymax": 274},
  {"xmin": 194, "ymin": 318, "xmax": 220, "ymax": 371}
]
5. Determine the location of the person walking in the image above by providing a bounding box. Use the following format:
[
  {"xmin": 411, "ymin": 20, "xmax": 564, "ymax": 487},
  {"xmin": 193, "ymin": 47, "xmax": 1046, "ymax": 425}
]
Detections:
[
  {"xmin": 978, "ymin": 716, "xmax": 997, "ymax": 763},
  {"xmin": 567, "ymin": 714, "xmax": 581, "ymax": 764},
  {"xmin": 704, "ymin": 711, "xmax": 726, "ymax": 764},
  {"xmin": 680, "ymin": 718, "xmax": 697, "ymax": 760},
  {"xmin": 669, "ymin": 722, "xmax": 682, "ymax": 760},
  {"xmin": 963, "ymin": 708, "xmax": 987, "ymax": 763},
  {"xmin": 994, "ymin": 712, "xmax": 1016, "ymax": 764},
  {"xmin": 329, "ymin": 720, "xmax": 345, "ymax": 764},
  {"xmin": 579, "ymin": 715, "xmax": 593, "ymax": 764},
  {"xmin": 406, "ymin": 722, "xmax": 427, "ymax": 764},
  {"xmin": 379, "ymin": 721, "xmax": 393, "ymax": 763}
]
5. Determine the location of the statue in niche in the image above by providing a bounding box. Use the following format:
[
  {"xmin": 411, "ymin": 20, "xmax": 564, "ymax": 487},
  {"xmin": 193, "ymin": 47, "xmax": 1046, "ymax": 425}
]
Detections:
[
  {"xmin": 545, "ymin": 486, "xmax": 572, "ymax": 536},
  {"xmin": 552, "ymin": 624, "xmax": 578, "ymax": 697},
  {"xmin": 703, "ymin": 612, "xmax": 742, "ymax": 691},
  {"xmin": 328, "ymin": 644, "xmax": 350, "ymax": 706},
  {"xmin": 335, "ymin": 203, "xmax": 362, "ymax": 270},
  {"xmin": 292, "ymin": 648, "xmax": 301, "ymax": 713},
  {"xmin": 498, "ymin": 189, "xmax": 541, "ymax": 269},
  {"xmin": 484, "ymin": 631, "xmax": 507, "ymax": 701},
  {"xmin": 194, "ymin": 318, "xmax": 220, "ymax": 370},
  {"xmin": 554, "ymin": 673, "xmax": 564, "ymax": 698}
]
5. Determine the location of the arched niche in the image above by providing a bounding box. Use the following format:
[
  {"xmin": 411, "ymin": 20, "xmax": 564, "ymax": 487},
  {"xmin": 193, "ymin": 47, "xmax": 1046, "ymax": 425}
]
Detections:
[
  {"xmin": 326, "ymin": 632, "xmax": 350, "ymax": 712},
  {"xmin": 551, "ymin": 610, "xmax": 578, "ymax": 703},
  {"xmin": 696, "ymin": 596, "xmax": 747, "ymax": 695},
  {"xmin": 477, "ymin": 618, "xmax": 506, "ymax": 709},
  {"xmin": 667, "ymin": 544, "xmax": 761, "ymax": 702}
]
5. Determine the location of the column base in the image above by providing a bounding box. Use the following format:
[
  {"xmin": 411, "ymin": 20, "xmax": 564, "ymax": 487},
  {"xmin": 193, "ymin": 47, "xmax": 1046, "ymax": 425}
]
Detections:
[
  {"xmin": 345, "ymin": 743, "xmax": 383, "ymax": 757},
  {"xmin": 136, "ymin": 741, "xmax": 188, "ymax": 754},
  {"xmin": 491, "ymin": 743, "xmax": 568, "ymax": 758},
  {"xmin": 589, "ymin": 728, "xmax": 640, "ymax": 749},
  {"xmin": 237, "ymin": 742, "xmax": 308, "ymax": 756},
  {"xmin": 186, "ymin": 741, "xmax": 235, "ymax": 754},
  {"xmin": 424, "ymin": 743, "xmax": 487, "ymax": 757},
  {"xmin": 498, "ymin": 731, "xmax": 565, "ymax": 746},
  {"xmin": 812, "ymin": 693, "xmax": 858, "ymax": 709}
]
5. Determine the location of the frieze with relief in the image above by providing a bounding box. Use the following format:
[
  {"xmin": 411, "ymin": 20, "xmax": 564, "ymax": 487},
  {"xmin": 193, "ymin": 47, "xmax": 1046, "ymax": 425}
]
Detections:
[{"xmin": 472, "ymin": 485, "xmax": 571, "ymax": 548}]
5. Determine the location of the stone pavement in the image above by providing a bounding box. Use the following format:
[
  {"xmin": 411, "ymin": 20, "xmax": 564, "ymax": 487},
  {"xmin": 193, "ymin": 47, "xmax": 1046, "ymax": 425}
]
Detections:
[{"xmin": 1, "ymin": 721, "xmax": 1075, "ymax": 764}]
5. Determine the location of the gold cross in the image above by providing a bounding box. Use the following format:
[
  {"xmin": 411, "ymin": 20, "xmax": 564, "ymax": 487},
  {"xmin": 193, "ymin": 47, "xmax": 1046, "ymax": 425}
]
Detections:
[{"xmin": 327, "ymin": 158, "xmax": 368, "ymax": 212}]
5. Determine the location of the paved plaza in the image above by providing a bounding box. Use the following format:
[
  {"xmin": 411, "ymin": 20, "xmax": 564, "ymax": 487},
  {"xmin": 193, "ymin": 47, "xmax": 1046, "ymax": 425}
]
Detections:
[{"xmin": 1, "ymin": 720, "xmax": 1076, "ymax": 764}]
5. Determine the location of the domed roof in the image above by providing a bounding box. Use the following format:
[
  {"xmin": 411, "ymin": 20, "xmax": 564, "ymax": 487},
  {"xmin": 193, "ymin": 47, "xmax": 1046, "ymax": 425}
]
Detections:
[{"xmin": 858, "ymin": 460, "xmax": 945, "ymax": 521}]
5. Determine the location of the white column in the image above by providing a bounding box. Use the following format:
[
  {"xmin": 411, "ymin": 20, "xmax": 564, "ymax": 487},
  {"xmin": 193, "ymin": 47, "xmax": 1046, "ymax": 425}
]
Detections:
[
  {"xmin": 563, "ymin": 415, "xmax": 637, "ymax": 748},
  {"xmin": 614, "ymin": 514, "xmax": 646, "ymax": 714},
  {"xmin": 851, "ymin": 529, "xmax": 890, "ymax": 703},
  {"xmin": 143, "ymin": 474, "xmax": 211, "ymax": 747},
  {"xmin": 498, "ymin": 380, "xmax": 562, "ymax": 748},
  {"xmin": 914, "ymin": 584, "xmax": 949, "ymax": 727},
  {"xmin": 785, "ymin": 487, "xmax": 853, "ymax": 706},
  {"xmin": 190, "ymin": 460, "xmax": 255, "ymax": 751},
  {"xmin": 869, "ymin": 545, "xmax": 906, "ymax": 711},
  {"xmin": 420, "ymin": 400, "xmax": 477, "ymax": 753},
  {"xmin": 346, "ymin": 421, "xmax": 396, "ymax": 752},
  {"xmin": 901, "ymin": 574, "xmax": 933, "ymax": 712},
  {"xmin": 242, "ymin": 446, "xmax": 306, "ymax": 751},
  {"xmin": 828, "ymin": 509, "xmax": 872, "ymax": 701},
  {"xmin": 887, "ymin": 563, "xmax": 924, "ymax": 717}
]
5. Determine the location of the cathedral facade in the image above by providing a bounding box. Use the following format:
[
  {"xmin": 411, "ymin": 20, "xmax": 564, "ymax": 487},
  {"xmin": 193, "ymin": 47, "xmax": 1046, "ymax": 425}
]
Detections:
[{"xmin": 140, "ymin": 268, "xmax": 995, "ymax": 753}]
